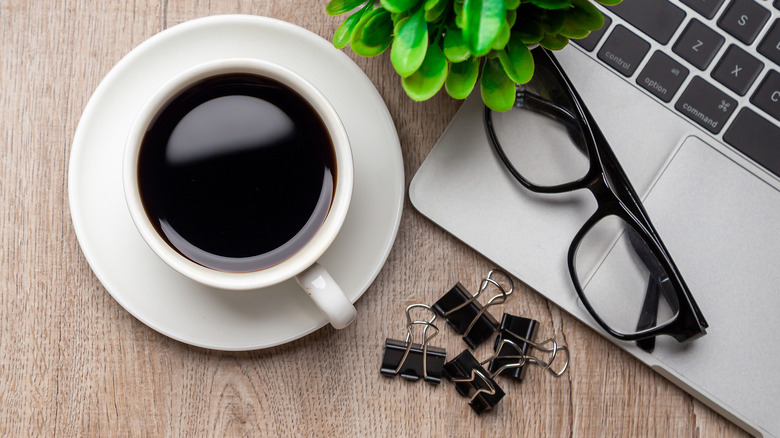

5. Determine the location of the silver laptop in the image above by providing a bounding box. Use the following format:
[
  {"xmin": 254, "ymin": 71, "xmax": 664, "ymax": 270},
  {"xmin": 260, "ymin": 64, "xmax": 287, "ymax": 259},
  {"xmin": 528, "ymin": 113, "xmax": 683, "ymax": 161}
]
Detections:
[{"xmin": 410, "ymin": 1, "xmax": 780, "ymax": 436}]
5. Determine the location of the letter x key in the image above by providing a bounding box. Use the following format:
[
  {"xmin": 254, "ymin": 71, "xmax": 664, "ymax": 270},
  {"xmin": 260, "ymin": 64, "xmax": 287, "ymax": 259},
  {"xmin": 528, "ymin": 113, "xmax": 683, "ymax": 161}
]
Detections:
[{"xmin": 712, "ymin": 45, "xmax": 764, "ymax": 95}]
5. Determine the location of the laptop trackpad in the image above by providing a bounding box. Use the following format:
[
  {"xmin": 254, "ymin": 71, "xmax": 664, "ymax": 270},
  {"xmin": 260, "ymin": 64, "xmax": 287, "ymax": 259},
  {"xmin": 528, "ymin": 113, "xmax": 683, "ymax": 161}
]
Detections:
[{"xmin": 590, "ymin": 135, "xmax": 780, "ymax": 435}]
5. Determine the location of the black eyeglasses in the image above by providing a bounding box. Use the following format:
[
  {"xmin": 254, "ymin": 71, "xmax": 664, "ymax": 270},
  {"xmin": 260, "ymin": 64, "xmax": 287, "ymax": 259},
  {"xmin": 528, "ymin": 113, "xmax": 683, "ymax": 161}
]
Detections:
[{"xmin": 484, "ymin": 48, "xmax": 708, "ymax": 351}]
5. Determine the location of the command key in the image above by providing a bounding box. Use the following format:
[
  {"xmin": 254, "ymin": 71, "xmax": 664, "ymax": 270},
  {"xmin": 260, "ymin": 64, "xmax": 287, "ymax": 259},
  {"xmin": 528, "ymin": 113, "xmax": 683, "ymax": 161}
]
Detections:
[{"xmin": 675, "ymin": 76, "xmax": 737, "ymax": 134}]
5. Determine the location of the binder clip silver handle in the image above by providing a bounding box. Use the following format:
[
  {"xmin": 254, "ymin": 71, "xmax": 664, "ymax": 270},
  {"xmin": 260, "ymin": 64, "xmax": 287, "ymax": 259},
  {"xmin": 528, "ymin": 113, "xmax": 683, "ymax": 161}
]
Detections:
[
  {"xmin": 485, "ymin": 334, "xmax": 570, "ymax": 378},
  {"xmin": 379, "ymin": 304, "xmax": 445, "ymax": 384},
  {"xmin": 445, "ymin": 269, "xmax": 515, "ymax": 320},
  {"xmin": 449, "ymin": 368, "xmax": 497, "ymax": 403}
]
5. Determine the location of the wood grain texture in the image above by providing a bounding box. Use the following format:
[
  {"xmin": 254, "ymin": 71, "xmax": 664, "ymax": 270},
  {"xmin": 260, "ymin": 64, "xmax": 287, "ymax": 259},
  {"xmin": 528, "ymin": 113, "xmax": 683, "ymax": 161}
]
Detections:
[{"xmin": 0, "ymin": 1, "xmax": 749, "ymax": 436}]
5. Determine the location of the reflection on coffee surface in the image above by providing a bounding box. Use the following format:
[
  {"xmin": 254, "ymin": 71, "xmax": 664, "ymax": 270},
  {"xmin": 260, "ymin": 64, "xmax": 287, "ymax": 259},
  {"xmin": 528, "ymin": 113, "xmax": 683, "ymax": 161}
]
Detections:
[{"xmin": 138, "ymin": 74, "xmax": 336, "ymax": 272}]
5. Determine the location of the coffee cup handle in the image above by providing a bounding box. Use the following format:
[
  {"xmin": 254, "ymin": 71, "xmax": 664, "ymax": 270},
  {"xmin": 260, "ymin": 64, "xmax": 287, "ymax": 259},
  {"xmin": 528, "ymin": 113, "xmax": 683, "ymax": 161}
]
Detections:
[{"xmin": 295, "ymin": 262, "xmax": 357, "ymax": 329}]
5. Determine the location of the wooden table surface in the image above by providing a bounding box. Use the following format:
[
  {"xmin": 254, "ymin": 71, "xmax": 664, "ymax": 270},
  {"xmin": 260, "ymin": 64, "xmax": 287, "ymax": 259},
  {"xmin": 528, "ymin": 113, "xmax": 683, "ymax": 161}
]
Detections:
[{"xmin": 0, "ymin": 1, "xmax": 750, "ymax": 436}]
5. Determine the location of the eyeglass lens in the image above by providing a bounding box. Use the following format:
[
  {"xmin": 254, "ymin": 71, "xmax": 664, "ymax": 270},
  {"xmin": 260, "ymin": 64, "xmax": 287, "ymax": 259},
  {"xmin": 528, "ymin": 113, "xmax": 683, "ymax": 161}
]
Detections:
[
  {"xmin": 573, "ymin": 215, "xmax": 680, "ymax": 335},
  {"xmin": 489, "ymin": 65, "xmax": 591, "ymax": 188}
]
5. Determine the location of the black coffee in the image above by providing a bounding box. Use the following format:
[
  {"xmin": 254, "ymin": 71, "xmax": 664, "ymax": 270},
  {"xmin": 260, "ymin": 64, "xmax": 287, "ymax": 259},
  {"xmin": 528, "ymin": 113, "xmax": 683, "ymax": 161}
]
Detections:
[{"xmin": 137, "ymin": 73, "xmax": 336, "ymax": 272}]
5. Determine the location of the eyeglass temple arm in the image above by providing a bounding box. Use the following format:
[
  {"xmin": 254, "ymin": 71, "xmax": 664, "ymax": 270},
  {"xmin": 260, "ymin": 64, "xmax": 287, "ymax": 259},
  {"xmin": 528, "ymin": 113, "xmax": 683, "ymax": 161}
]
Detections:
[
  {"xmin": 635, "ymin": 277, "xmax": 659, "ymax": 352},
  {"xmin": 627, "ymin": 226, "xmax": 683, "ymax": 351},
  {"xmin": 516, "ymin": 90, "xmax": 588, "ymax": 154}
]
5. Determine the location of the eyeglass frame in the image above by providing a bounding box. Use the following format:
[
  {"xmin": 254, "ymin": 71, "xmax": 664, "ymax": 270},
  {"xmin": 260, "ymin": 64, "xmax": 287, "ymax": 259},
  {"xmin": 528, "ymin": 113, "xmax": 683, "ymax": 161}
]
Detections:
[{"xmin": 483, "ymin": 47, "xmax": 708, "ymax": 344}]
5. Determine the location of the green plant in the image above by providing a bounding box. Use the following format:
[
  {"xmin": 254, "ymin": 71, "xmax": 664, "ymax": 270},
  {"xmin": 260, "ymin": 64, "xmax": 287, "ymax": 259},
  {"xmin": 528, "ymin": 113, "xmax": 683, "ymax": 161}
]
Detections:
[{"xmin": 326, "ymin": 0, "xmax": 620, "ymax": 111}]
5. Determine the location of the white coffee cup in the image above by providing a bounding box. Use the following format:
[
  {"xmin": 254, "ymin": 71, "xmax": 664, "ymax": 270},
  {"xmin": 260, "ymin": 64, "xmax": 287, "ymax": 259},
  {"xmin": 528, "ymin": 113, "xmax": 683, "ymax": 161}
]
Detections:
[{"xmin": 123, "ymin": 58, "xmax": 357, "ymax": 329}]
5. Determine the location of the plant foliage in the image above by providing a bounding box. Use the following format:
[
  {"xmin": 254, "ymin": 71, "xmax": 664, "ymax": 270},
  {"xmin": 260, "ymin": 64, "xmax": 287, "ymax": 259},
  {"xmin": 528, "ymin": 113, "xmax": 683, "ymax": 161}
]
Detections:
[{"xmin": 326, "ymin": 0, "xmax": 619, "ymax": 111}]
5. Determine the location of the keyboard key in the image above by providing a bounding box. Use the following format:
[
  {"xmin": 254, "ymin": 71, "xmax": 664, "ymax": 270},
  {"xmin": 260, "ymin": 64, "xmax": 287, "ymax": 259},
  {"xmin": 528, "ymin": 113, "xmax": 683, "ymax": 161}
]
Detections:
[
  {"xmin": 758, "ymin": 20, "xmax": 780, "ymax": 67},
  {"xmin": 597, "ymin": 25, "xmax": 651, "ymax": 77},
  {"xmin": 711, "ymin": 45, "xmax": 764, "ymax": 95},
  {"xmin": 608, "ymin": 0, "xmax": 686, "ymax": 44},
  {"xmin": 574, "ymin": 15, "xmax": 612, "ymax": 51},
  {"xmin": 675, "ymin": 76, "xmax": 737, "ymax": 133},
  {"xmin": 637, "ymin": 51, "xmax": 690, "ymax": 102},
  {"xmin": 774, "ymin": 0, "xmax": 780, "ymax": 10},
  {"xmin": 750, "ymin": 70, "xmax": 780, "ymax": 121},
  {"xmin": 724, "ymin": 108, "xmax": 780, "ymax": 177},
  {"xmin": 718, "ymin": 0, "xmax": 771, "ymax": 45},
  {"xmin": 681, "ymin": 0, "xmax": 727, "ymax": 19},
  {"xmin": 673, "ymin": 19, "xmax": 726, "ymax": 70}
]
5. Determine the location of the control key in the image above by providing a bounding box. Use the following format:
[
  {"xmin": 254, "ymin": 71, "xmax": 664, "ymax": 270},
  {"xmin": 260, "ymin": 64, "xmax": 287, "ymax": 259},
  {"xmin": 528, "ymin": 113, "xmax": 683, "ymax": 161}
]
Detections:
[{"xmin": 598, "ymin": 25, "xmax": 651, "ymax": 77}]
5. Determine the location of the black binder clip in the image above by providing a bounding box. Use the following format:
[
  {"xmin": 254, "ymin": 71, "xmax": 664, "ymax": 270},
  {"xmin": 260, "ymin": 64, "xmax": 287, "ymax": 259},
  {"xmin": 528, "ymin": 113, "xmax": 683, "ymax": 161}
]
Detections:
[
  {"xmin": 380, "ymin": 304, "xmax": 446, "ymax": 384},
  {"xmin": 488, "ymin": 314, "xmax": 538, "ymax": 381},
  {"xmin": 432, "ymin": 269, "xmax": 514, "ymax": 349},
  {"xmin": 487, "ymin": 314, "xmax": 570, "ymax": 380},
  {"xmin": 443, "ymin": 350, "xmax": 505, "ymax": 415}
]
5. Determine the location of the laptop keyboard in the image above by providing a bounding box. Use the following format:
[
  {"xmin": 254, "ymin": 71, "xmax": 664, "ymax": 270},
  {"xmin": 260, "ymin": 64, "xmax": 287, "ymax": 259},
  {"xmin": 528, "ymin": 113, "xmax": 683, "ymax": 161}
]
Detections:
[{"xmin": 573, "ymin": 0, "xmax": 780, "ymax": 178}]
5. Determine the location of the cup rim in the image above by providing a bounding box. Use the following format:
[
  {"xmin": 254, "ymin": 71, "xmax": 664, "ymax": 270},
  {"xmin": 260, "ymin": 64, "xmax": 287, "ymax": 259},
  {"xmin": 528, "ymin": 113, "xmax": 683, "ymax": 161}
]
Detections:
[{"xmin": 123, "ymin": 58, "xmax": 353, "ymax": 290}]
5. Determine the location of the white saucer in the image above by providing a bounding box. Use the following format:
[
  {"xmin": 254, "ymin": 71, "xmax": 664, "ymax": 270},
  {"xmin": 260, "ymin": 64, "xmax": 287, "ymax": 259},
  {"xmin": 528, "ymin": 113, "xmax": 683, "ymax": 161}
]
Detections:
[{"xmin": 68, "ymin": 15, "xmax": 404, "ymax": 350}]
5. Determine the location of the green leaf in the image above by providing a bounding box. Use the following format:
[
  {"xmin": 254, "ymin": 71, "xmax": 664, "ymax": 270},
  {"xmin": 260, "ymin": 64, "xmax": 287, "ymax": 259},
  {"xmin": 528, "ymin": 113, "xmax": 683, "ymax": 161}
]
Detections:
[
  {"xmin": 565, "ymin": 0, "xmax": 605, "ymax": 31},
  {"xmin": 350, "ymin": 8, "xmax": 393, "ymax": 57},
  {"xmin": 381, "ymin": 0, "xmax": 421, "ymax": 14},
  {"xmin": 541, "ymin": 10, "xmax": 566, "ymax": 34},
  {"xmin": 491, "ymin": 21, "xmax": 511, "ymax": 50},
  {"xmin": 393, "ymin": 15, "xmax": 409, "ymax": 35},
  {"xmin": 497, "ymin": 34, "xmax": 534, "ymax": 84},
  {"xmin": 402, "ymin": 44, "xmax": 449, "ymax": 101},
  {"xmin": 445, "ymin": 56, "xmax": 479, "ymax": 99},
  {"xmin": 462, "ymin": 0, "xmax": 506, "ymax": 56},
  {"xmin": 455, "ymin": 10, "xmax": 465, "ymax": 29},
  {"xmin": 481, "ymin": 57, "xmax": 516, "ymax": 111},
  {"xmin": 528, "ymin": 0, "xmax": 572, "ymax": 9},
  {"xmin": 559, "ymin": 0, "xmax": 603, "ymax": 40},
  {"xmin": 333, "ymin": 4, "xmax": 371, "ymax": 48},
  {"xmin": 506, "ymin": 9, "xmax": 517, "ymax": 28},
  {"xmin": 505, "ymin": 0, "xmax": 521, "ymax": 10},
  {"xmin": 594, "ymin": 0, "xmax": 622, "ymax": 5},
  {"xmin": 516, "ymin": 21, "xmax": 544, "ymax": 44},
  {"xmin": 425, "ymin": 0, "xmax": 449, "ymax": 22},
  {"xmin": 557, "ymin": 22, "xmax": 591, "ymax": 40},
  {"xmin": 391, "ymin": 11, "xmax": 409, "ymax": 28},
  {"xmin": 326, "ymin": 0, "xmax": 367, "ymax": 16},
  {"xmin": 363, "ymin": 9, "xmax": 394, "ymax": 45},
  {"xmin": 454, "ymin": 0, "xmax": 465, "ymax": 28},
  {"xmin": 391, "ymin": 8, "xmax": 429, "ymax": 77},
  {"xmin": 443, "ymin": 28, "xmax": 471, "ymax": 62},
  {"xmin": 539, "ymin": 32, "xmax": 569, "ymax": 50},
  {"xmin": 423, "ymin": 0, "xmax": 450, "ymax": 12}
]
